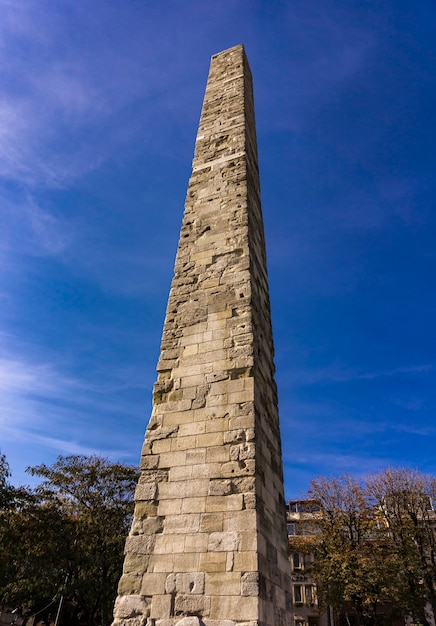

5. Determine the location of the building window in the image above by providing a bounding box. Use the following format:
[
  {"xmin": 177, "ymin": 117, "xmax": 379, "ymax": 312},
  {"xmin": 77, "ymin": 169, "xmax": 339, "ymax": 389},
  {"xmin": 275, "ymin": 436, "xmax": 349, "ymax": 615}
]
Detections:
[
  {"xmin": 295, "ymin": 620, "xmax": 305, "ymax": 626},
  {"xmin": 305, "ymin": 585, "xmax": 316, "ymax": 605},
  {"xmin": 293, "ymin": 553, "xmax": 303, "ymax": 570},
  {"xmin": 294, "ymin": 585, "xmax": 303, "ymax": 604},
  {"xmin": 287, "ymin": 523, "xmax": 296, "ymax": 535}
]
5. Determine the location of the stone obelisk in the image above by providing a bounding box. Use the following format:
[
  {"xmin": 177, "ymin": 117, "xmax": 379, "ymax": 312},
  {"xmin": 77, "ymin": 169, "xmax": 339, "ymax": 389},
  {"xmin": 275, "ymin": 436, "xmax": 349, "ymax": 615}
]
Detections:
[{"xmin": 113, "ymin": 44, "xmax": 291, "ymax": 626}]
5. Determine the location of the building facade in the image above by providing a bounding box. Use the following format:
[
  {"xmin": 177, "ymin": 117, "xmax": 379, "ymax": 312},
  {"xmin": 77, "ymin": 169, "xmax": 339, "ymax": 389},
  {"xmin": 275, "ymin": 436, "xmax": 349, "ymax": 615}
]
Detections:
[{"xmin": 287, "ymin": 500, "xmax": 329, "ymax": 626}]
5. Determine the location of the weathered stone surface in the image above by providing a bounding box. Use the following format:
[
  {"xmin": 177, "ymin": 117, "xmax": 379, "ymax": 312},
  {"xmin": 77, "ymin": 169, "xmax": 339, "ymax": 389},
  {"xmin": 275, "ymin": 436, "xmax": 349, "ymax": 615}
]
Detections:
[
  {"xmin": 151, "ymin": 595, "xmax": 172, "ymax": 619},
  {"xmin": 175, "ymin": 618, "xmax": 201, "ymax": 626},
  {"xmin": 122, "ymin": 554, "xmax": 150, "ymax": 576},
  {"xmin": 165, "ymin": 573, "xmax": 205, "ymax": 595},
  {"xmin": 113, "ymin": 595, "xmax": 150, "ymax": 620},
  {"xmin": 241, "ymin": 572, "xmax": 259, "ymax": 596},
  {"xmin": 113, "ymin": 44, "xmax": 290, "ymax": 626},
  {"xmin": 134, "ymin": 483, "xmax": 157, "ymax": 502},
  {"xmin": 208, "ymin": 479, "xmax": 232, "ymax": 496},
  {"xmin": 140, "ymin": 573, "xmax": 167, "ymax": 596},
  {"xmin": 174, "ymin": 595, "xmax": 211, "ymax": 617},
  {"xmin": 207, "ymin": 532, "xmax": 239, "ymax": 552},
  {"xmin": 125, "ymin": 534, "xmax": 156, "ymax": 555},
  {"xmin": 117, "ymin": 574, "xmax": 142, "ymax": 596}
]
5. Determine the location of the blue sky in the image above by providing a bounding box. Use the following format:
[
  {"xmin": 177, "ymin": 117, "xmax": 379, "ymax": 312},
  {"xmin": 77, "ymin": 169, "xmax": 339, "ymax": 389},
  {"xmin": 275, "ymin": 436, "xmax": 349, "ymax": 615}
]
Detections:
[{"xmin": 1, "ymin": 0, "xmax": 435, "ymax": 499}]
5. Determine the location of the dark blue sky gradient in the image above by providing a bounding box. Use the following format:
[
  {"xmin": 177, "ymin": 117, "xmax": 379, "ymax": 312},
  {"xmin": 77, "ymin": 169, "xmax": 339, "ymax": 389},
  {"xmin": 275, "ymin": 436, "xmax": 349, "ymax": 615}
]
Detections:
[{"xmin": 1, "ymin": 0, "xmax": 435, "ymax": 498}]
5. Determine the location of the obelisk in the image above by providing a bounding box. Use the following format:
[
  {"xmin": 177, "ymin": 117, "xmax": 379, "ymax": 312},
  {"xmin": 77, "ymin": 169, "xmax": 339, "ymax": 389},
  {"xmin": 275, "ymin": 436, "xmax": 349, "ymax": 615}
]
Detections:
[{"xmin": 113, "ymin": 44, "xmax": 291, "ymax": 626}]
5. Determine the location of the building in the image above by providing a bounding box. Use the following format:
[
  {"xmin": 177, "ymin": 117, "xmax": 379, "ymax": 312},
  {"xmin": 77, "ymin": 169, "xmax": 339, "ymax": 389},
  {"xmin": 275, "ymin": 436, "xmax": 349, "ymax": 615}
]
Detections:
[{"xmin": 287, "ymin": 500, "xmax": 329, "ymax": 626}]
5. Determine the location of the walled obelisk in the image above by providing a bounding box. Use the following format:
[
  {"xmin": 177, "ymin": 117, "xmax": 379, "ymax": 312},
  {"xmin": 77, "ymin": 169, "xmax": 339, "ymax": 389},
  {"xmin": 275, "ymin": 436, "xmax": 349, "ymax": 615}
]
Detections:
[{"xmin": 113, "ymin": 44, "xmax": 291, "ymax": 626}]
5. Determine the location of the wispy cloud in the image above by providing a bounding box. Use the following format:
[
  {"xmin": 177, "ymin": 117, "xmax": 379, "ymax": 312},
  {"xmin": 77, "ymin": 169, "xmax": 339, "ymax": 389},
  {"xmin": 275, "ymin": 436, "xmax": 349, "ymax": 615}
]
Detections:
[
  {"xmin": 287, "ymin": 451, "xmax": 391, "ymax": 474},
  {"xmin": 0, "ymin": 1, "xmax": 162, "ymax": 187},
  {"xmin": 280, "ymin": 361, "xmax": 432, "ymax": 388},
  {"xmin": 0, "ymin": 333, "xmax": 148, "ymax": 465}
]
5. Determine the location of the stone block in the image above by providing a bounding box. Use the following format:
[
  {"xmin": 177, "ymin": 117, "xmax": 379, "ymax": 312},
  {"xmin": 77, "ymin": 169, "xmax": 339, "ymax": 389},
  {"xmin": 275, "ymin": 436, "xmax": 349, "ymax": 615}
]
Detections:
[
  {"xmin": 208, "ymin": 531, "xmax": 240, "ymax": 552},
  {"xmin": 200, "ymin": 512, "xmax": 223, "ymax": 533},
  {"xmin": 243, "ymin": 493, "xmax": 256, "ymax": 509},
  {"xmin": 150, "ymin": 595, "xmax": 172, "ymax": 619},
  {"xmin": 169, "ymin": 572, "xmax": 205, "ymax": 595},
  {"xmin": 152, "ymin": 439, "xmax": 172, "ymax": 453},
  {"xmin": 164, "ymin": 573, "xmax": 177, "ymax": 594},
  {"xmin": 174, "ymin": 618, "xmax": 201, "ymax": 626},
  {"xmin": 157, "ymin": 498, "xmax": 182, "ymax": 516},
  {"xmin": 229, "ymin": 443, "xmax": 255, "ymax": 461},
  {"xmin": 117, "ymin": 573, "xmax": 142, "ymax": 595},
  {"xmin": 183, "ymin": 344, "xmax": 199, "ymax": 356},
  {"xmin": 208, "ymin": 479, "xmax": 232, "ymax": 496},
  {"xmin": 223, "ymin": 429, "xmax": 245, "ymax": 444},
  {"xmin": 159, "ymin": 480, "xmax": 209, "ymax": 499},
  {"xmin": 113, "ymin": 595, "xmax": 150, "ymax": 620},
  {"xmin": 125, "ymin": 534, "xmax": 156, "ymax": 555},
  {"xmin": 134, "ymin": 501, "xmax": 158, "ymax": 519},
  {"xmin": 205, "ymin": 494, "xmax": 243, "ymax": 512},
  {"xmin": 173, "ymin": 552, "xmax": 200, "ymax": 572},
  {"xmin": 191, "ymin": 463, "xmax": 212, "ymax": 478},
  {"xmin": 210, "ymin": 596, "xmax": 258, "ymax": 621},
  {"xmin": 142, "ymin": 516, "xmax": 164, "ymax": 534},
  {"xmin": 140, "ymin": 572, "xmax": 167, "ymax": 596},
  {"xmin": 169, "ymin": 465, "xmax": 193, "ymax": 482},
  {"xmin": 174, "ymin": 595, "xmax": 211, "ymax": 617},
  {"xmin": 149, "ymin": 553, "xmax": 174, "ymax": 573},
  {"xmin": 198, "ymin": 339, "xmax": 224, "ymax": 354},
  {"xmin": 154, "ymin": 534, "xmax": 185, "ymax": 554},
  {"xmin": 221, "ymin": 460, "xmax": 254, "ymax": 478},
  {"xmin": 206, "ymin": 393, "xmax": 228, "ymax": 407},
  {"xmin": 223, "ymin": 509, "xmax": 257, "ymax": 532},
  {"xmin": 181, "ymin": 497, "xmax": 207, "ymax": 513},
  {"xmin": 181, "ymin": 373, "xmax": 205, "ymax": 387},
  {"xmin": 199, "ymin": 552, "xmax": 227, "ymax": 572},
  {"xmin": 184, "ymin": 533, "xmax": 209, "ymax": 553},
  {"xmin": 180, "ymin": 332, "xmax": 205, "ymax": 346},
  {"xmin": 205, "ymin": 416, "xmax": 230, "ymax": 433},
  {"xmin": 139, "ymin": 454, "xmax": 160, "ymax": 470},
  {"xmin": 231, "ymin": 476, "xmax": 255, "ymax": 493},
  {"xmin": 205, "ymin": 572, "xmax": 241, "ymax": 596},
  {"xmin": 171, "ymin": 435, "xmax": 197, "ymax": 451},
  {"xmin": 241, "ymin": 572, "xmax": 258, "ymax": 596},
  {"xmin": 163, "ymin": 410, "xmax": 198, "ymax": 426},
  {"xmin": 206, "ymin": 446, "xmax": 230, "ymax": 463},
  {"xmin": 179, "ymin": 421, "xmax": 206, "ymax": 437},
  {"xmin": 196, "ymin": 432, "xmax": 224, "ymax": 447},
  {"xmin": 185, "ymin": 449, "xmax": 206, "ymax": 465},
  {"xmin": 164, "ymin": 513, "xmax": 200, "ymax": 533},
  {"xmin": 122, "ymin": 554, "xmax": 150, "ymax": 576},
  {"xmin": 228, "ymin": 415, "xmax": 255, "ymax": 430},
  {"xmin": 159, "ymin": 450, "xmax": 187, "ymax": 468},
  {"xmin": 134, "ymin": 483, "xmax": 157, "ymax": 501},
  {"xmin": 234, "ymin": 552, "xmax": 258, "ymax": 572}
]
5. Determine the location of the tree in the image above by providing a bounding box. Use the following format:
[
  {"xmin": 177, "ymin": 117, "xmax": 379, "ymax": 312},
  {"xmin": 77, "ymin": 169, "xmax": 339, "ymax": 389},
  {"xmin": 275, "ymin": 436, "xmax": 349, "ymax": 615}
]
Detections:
[
  {"xmin": 0, "ymin": 452, "xmax": 35, "ymax": 603},
  {"xmin": 300, "ymin": 474, "xmax": 401, "ymax": 626},
  {"xmin": 0, "ymin": 454, "xmax": 138, "ymax": 626},
  {"xmin": 0, "ymin": 452, "xmax": 26, "ymax": 510},
  {"xmin": 368, "ymin": 468, "xmax": 436, "ymax": 626}
]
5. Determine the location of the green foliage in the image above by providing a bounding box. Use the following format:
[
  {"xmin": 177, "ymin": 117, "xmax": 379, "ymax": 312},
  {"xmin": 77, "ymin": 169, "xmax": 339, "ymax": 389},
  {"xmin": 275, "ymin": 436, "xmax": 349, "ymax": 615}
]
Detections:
[{"xmin": 0, "ymin": 454, "xmax": 138, "ymax": 626}]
